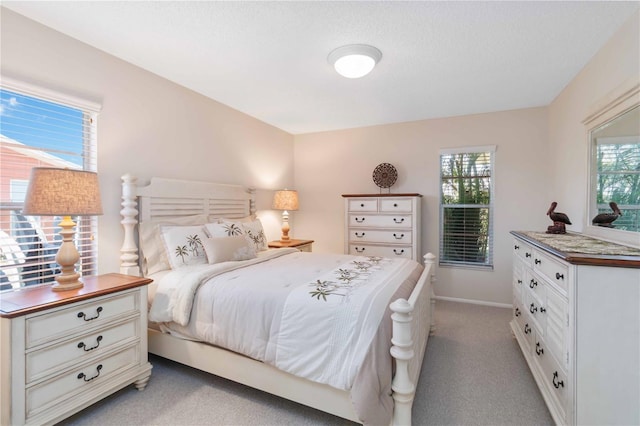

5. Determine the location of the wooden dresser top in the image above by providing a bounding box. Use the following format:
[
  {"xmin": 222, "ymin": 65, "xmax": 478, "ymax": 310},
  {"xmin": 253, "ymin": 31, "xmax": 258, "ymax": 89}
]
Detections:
[
  {"xmin": 512, "ymin": 231, "xmax": 640, "ymax": 268},
  {"xmin": 0, "ymin": 273, "xmax": 152, "ymax": 318}
]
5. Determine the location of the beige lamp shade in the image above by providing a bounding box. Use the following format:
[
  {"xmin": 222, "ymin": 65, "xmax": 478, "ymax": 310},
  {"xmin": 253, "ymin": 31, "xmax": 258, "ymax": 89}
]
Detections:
[
  {"xmin": 272, "ymin": 190, "xmax": 299, "ymax": 211},
  {"xmin": 22, "ymin": 167, "xmax": 102, "ymax": 292},
  {"xmin": 23, "ymin": 167, "xmax": 103, "ymax": 216}
]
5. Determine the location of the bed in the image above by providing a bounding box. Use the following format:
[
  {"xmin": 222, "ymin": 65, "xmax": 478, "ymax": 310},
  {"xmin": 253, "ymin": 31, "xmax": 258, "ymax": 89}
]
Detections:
[{"xmin": 118, "ymin": 174, "xmax": 436, "ymax": 425}]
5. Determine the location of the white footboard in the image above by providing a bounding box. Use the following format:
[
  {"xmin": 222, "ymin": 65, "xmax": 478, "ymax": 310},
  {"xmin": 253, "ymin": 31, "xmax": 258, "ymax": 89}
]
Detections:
[{"xmin": 390, "ymin": 253, "xmax": 436, "ymax": 426}]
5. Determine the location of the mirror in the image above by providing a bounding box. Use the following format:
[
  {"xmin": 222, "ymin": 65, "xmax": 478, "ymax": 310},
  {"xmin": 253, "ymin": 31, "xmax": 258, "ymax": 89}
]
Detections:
[{"xmin": 585, "ymin": 83, "xmax": 640, "ymax": 246}]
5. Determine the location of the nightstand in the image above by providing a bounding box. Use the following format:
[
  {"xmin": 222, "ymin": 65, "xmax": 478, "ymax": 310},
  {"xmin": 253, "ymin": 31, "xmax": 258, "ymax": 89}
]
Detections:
[
  {"xmin": 268, "ymin": 239, "xmax": 314, "ymax": 252},
  {"xmin": 0, "ymin": 273, "xmax": 153, "ymax": 426}
]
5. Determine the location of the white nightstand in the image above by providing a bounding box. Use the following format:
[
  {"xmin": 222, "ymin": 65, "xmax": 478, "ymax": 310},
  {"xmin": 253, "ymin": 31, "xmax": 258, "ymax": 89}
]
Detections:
[{"xmin": 0, "ymin": 273, "xmax": 153, "ymax": 426}]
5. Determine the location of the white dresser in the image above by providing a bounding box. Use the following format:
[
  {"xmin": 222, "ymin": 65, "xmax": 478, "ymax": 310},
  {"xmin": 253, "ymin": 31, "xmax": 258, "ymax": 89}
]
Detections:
[
  {"xmin": 342, "ymin": 194, "xmax": 422, "ymax": 261},
  {"xmin": 510, "ymin": 231, "xmax": 640, "ymax": 426},
  {"xmin": 0, "ymin": 274, "xmax": 153, "ymax": 426}
]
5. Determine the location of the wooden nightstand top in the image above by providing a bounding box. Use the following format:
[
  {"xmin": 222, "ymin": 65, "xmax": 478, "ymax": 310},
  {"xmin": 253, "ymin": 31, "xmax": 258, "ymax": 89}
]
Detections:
[
  {"xmin": 268, "ymin": 239, "xmax": 314, "ymax": 249},
  {"xmin": 0, "ymin": 273, "xmax": 152, "ymax": 318}
]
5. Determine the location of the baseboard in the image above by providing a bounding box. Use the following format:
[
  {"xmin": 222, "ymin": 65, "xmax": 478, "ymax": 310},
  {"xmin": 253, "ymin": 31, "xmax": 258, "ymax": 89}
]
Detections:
[{"xmin": 434, "ymin": 295, "xmax": 512, "ymax": 309}]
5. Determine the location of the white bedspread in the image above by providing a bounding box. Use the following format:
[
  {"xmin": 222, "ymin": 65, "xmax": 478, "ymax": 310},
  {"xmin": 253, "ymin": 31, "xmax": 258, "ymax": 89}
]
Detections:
[{"xmin": 149, "ymin": 249, "xmax": 416, "ymax": 391}]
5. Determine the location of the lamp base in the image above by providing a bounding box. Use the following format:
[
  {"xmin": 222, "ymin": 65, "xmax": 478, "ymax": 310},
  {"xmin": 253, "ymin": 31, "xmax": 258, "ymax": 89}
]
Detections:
[
  {"xmin": 52, "ymin": 215, "xmax": 84, "ymax": 292},
  {"xmin": 51, "ymin": 278, "xmax": 83, "ymax": 292}
]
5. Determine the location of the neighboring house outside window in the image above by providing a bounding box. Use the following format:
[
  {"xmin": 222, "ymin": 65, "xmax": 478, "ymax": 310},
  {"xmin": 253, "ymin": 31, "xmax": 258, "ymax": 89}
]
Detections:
[
  {"xmin": 439, "ymin": 146, "xmax": 495, "ymax": 269},
  {"xmin": 0, "ymin": 78, "xmax": 100, "ymax": 290}
]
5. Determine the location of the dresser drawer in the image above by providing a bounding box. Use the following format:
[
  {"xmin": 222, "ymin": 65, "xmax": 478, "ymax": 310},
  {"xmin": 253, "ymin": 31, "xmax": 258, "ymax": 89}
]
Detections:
[
  {"xmin": 348, "ymin": 229, "xmax": 412, "ymax": 244},
  {"xmin": 349, "ymin": 214, "xmax": 412, "ymax": 228},
  {"xmin": 26, "ymin": 318, "xmax": 140, "ymax": 383},
  {"xmin": 26, "ymin": 345, "xmax": 140, "ymax": 419},
  {"xmin": 26, "ymin": 291, "xmax": 139, "ymax": 348},
  {"xmin": 533, "ymin": 249, "xmax": 569, "ymax": 294},
  {"xmin": 513, "ymin": 238, "xmax": 533, "ymax": 266},
  {"xmin": 348, "ymin": 199, "xmax": 377, "ymax": 212},
  {"xmin": 349, "ymin": 244, "xmax": 412, "ymax": 259},
  {"xmin": 525, "ymin": 290, "xmax": 546, "ymax": 338},
  {"xmin": 535, "ymin": 348, "xmax": 568, "ymax": 419},
  {"xmin": 379, "ymin": 198, "xmax": 413, "ymax": 212},
  {"xmin": 544, "ymin": 285, "xmax": 568, "ymax": 367}
]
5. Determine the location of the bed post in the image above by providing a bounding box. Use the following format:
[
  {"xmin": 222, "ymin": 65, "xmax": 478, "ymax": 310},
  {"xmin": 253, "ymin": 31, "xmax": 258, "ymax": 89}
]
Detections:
[
  {"xmin": 390, "ymin": 297, "xmax": 414, "ymax": 426},
  {"xmin": 120, "ymin": 174, "xmax": 141, "ymax": 276}
]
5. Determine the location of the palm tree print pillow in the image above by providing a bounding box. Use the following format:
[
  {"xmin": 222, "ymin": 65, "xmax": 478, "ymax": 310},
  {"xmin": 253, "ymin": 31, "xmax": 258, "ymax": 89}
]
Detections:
[{"xmin": 160, "ymin": 225, "xmax": 208, "ymax": 269}]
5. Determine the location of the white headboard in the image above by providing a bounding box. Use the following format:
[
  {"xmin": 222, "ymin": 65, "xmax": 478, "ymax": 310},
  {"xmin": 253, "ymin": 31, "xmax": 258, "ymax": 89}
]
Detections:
[{"xmin": 120, "ymin": 174, "xmax": 255, "ymax": 276}]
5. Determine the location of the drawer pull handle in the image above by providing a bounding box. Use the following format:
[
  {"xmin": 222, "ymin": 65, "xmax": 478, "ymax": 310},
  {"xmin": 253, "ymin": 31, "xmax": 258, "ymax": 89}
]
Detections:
[
  {"xmin": 514, "ymin": 307, "xmax": 521, "ymax": 317},
  {"xmin": 525, "ymin": 253, "xmax": 531, "ymax": 258},
  {"xmin": 78, "ymin": 335, "xmax": 103, "ymax": 352},
  {"xmin": 514, "ymin": 245, "xmax": 520, "ymax": 250},
  {"xmin": 393, "ymin": 249, "xmax": 405, "ymax": 255},
  {"xmin": 555, "ymin": 272, "xmax": 564, "ymax": 280},
  {"xmin": 529, "ymin": 279, "xmax": 537, "ymax": 289},
  {"xmin": 355, "ymin": 247, "xmax": 365, "ymax": 253},
  {"xmin": 355, "ymin": 217, "xmax": 365, "ymax": 223},
  {"xmin": 529, "ymin": 303, "xmax": 538, "ymax": 314},
  {"xmin": 524, "ymin": 324, "xmax": 531, "ymax": 335},
  {"xmin": 535, "ymin": 259, "xmax": 541, "ymax": 265},
  {"xmin": 78, "ymin": 364, "xmax": 103, "ymax": 382},
  {"xmin": 536, "ymin": 342, "xmax": 544, "ymax": 356},
  {"xmin": 540, "ymin": 307, "xmax": 546, "ymax": 313},
  {"xmin": 393, "ymin": 218, "xmax": 404, "ymax": 224},
  {"xmin": 360, "ymin": 203, "xmax": 365, "ymax": 207},
  {"xmin": 517, "ymin": 279, "xmax": 522, "ymax": 284},
  {"xmin": 553, "ymin": 371, "xmax": 564, "ymax": 389},
  {"xmin": 393, "ymin": 233, "xmax": 404, "ymax": 239},
  {"xmin": 78, "ymin": 306, "xmax": 103, "ymax": 321},
  {"xmin": 355, "ymin": 232, "xmax": 365, "ymax": 238},
  {"xmin": 393, "ymin": 203, "xmax": 398, "ymax": 207}
]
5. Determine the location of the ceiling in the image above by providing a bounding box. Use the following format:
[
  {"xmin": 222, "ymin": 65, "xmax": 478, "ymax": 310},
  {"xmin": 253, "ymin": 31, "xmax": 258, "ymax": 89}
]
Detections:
[{"xmin": 3, "ymin": 1, "xmax": 639, "ymax": 135}]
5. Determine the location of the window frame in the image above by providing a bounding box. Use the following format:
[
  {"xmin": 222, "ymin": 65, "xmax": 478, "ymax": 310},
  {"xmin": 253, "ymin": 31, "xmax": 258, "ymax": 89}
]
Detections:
[
  {"xmin": 439, "ymin": 145, "xmax": 496, "ymax": 269},
  {"xmin": 1, "ymin": 76, "xmax": 101, "ymax": 290}
]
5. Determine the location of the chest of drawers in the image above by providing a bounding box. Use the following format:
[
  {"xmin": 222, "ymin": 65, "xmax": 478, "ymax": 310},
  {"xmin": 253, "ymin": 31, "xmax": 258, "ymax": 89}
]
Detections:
[
  {"xmin": 342, "ymin": 194, "xmax": 422, "ymax": 261},
  {"xmin": 0, "ymin": 273, "xmax": 153, "ymax": 426},
  {"xmin": 511, "ymin": 231, "xmax": 640, "ymax": 425}
]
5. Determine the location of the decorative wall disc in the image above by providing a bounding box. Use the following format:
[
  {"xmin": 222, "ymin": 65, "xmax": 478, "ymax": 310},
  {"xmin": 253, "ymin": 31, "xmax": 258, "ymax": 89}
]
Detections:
[{"xmin": 372, "ymin": 163, "xmax": 398, "ymax": 189}]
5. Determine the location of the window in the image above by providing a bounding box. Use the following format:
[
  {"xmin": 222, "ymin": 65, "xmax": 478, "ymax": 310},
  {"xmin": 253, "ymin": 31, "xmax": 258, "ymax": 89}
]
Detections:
[
  {"xmin": 0, "ymin": 78, "xmax": 100, "ymax": 290},
  {"xmin": 439, "ymin": 146, "xmax": 495, "ymax": 268}
]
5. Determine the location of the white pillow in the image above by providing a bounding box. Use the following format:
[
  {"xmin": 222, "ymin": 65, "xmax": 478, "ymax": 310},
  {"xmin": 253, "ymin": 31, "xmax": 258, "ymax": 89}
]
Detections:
[
  {"xmin": 139, "ymin": 214, "xmax": 209, "ymax": 275},
  {"xmin": 205, "ymin": 222, "xmax": 245, "ymax": 238},
  {"xmin": 202, "ymin": 236, "xmax": 257, "ymax": 264},
  {"xmin": 208, "ymin": 215, "xmax": 256, "ymax": 224},
  {"xmin": 160, "ymin": 225, "xmax": 208, "ymax": 269},
  {"xmin": 240, "ymin": 219, "xmax": 268, "ymax": 251}
]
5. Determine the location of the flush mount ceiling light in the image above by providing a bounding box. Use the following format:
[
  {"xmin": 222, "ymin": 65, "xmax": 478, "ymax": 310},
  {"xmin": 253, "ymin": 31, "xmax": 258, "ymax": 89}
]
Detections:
[{"xmin": 328, "ymin": 44, "xmax": 382, "ymax": 79}]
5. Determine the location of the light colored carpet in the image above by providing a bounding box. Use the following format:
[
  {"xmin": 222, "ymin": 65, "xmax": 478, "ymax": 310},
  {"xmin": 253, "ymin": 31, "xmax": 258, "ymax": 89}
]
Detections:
[{"xmin": 59, "ymin": 300, "xmax": 553, "ymax": 426}]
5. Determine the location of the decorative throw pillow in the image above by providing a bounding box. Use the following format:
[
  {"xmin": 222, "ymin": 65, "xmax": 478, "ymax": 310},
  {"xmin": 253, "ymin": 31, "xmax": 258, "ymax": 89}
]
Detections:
[
  {"xmin": 202, "ymin": 235, "xmax": 257, "ymax": 264},
  {"xmin": 160, "ymin": 225, "xmax": 208, "ymax": 269},
  {"xmin": 205, "ymin": 222, "xmax": 246, "ymax": 238},
  {"xmin": 139, "ymin": 214, "xmax": 209, "ymax": 275},
  {"xmin": 240, "ymin": 219, "xmax": 267, "ymax": 251}
]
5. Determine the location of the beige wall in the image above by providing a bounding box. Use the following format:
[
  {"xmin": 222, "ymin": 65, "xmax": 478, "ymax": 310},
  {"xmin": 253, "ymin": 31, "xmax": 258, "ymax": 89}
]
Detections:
[
  {"xmin": 548, "ymin": 10, "xmax": 640, "ymax": 234},
  {"xmin": 294, "ymin": 10, "xmax": 639, "ymax": 305},
  {"xmin": 0, "ymin": 8, "xmax": 295, "ymax": 273},
  {"xmin": 2, "ymin": 7, "xmax": 637, "ymax": 305},
  {"xmin": 294, "ymin": 108, "xmax": 549, "ymax": 305}
]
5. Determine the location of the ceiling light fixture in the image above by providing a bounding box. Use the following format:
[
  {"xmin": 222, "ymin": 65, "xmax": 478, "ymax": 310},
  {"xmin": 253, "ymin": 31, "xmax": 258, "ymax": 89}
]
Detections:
[{"xmin": 328, "ymin": 44, "xmax": 382, "ymax": 79}]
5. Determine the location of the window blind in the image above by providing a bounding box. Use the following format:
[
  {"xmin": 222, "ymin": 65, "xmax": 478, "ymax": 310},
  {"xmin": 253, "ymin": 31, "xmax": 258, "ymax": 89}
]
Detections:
[
  {"xmin": 0, "ymin": 79, "xmax": 100, "ymax": 290},
  {"xmin": 439, "ymin": 146, "xmax": 495, "ymax": 268}
]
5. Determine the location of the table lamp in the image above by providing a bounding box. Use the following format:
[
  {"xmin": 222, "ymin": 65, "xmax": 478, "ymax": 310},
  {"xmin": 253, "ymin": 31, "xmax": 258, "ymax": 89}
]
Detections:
[
  {"xmin": 22, "ymin": 167, "xmax": 103, "ymax": 291},
  {"xmin": 272, "ymin": 189, "xmax": 299, "ymax": 242}
]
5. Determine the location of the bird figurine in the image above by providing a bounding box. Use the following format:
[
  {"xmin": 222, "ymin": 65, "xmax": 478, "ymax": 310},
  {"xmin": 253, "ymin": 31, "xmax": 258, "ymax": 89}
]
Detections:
[
  {"xmin": 592, "ymin": 201, "xmax": 622, "ymax": 228},
  {"xmin": 546, "ymin": 201, "xmax": 572, "ymax": 234}
]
